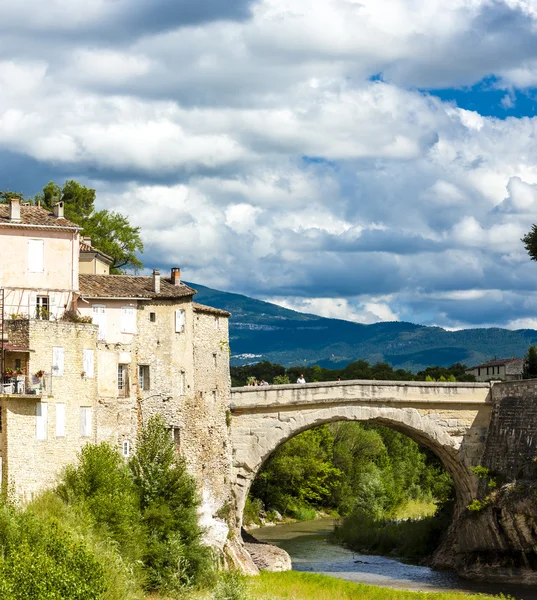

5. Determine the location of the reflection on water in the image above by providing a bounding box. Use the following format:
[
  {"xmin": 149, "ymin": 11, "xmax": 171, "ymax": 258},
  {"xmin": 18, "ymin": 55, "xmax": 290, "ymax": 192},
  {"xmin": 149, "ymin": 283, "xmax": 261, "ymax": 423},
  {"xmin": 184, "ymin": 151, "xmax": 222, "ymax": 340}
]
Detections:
[{"xmin": 253, "ymin": 518, "xmax": 536, "ymax": 599}]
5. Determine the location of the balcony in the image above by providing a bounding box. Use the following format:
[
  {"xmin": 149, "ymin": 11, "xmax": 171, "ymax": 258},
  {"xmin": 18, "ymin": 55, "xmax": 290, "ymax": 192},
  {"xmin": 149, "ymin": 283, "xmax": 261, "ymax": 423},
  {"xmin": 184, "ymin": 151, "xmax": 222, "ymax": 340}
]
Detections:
[{"xmin": 1, "ymin": 375, "xmax": 46, "ymax": 397}]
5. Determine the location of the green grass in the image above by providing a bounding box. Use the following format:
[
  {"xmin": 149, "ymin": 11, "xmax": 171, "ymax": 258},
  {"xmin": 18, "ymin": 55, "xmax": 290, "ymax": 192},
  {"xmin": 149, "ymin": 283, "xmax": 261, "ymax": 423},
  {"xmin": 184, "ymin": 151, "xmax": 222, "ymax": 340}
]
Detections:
[{"xmin": 249, "ymin": 571, "xmax": 504, "ymax": 600}]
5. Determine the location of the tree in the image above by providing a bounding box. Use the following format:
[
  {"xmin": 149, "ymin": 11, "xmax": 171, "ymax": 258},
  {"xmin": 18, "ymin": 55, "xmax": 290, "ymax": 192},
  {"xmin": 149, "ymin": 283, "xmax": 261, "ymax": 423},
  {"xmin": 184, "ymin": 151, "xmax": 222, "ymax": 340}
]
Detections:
[
  {"xmin": 524, "ymin": 345, "xmax": 537, "ymax": 379},
  {"xmin": 35, "ymin": 180, "xmax": 143, "ymax": 272},
  {"xmin": 522, "ymin": 225, "xmax": 537, "ymax": 262}
]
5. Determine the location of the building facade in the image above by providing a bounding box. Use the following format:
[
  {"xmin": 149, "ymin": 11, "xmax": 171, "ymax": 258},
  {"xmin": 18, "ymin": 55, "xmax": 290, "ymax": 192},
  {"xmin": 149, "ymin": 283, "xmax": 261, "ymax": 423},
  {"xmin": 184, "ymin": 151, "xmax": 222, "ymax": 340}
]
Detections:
[
  {"xmin": 0, "ymin": 199, "xmax": 233, "ymax": 545},
  {"xmin": 466, "ymin": 357, "xmax": 524, "ymax": 381}
]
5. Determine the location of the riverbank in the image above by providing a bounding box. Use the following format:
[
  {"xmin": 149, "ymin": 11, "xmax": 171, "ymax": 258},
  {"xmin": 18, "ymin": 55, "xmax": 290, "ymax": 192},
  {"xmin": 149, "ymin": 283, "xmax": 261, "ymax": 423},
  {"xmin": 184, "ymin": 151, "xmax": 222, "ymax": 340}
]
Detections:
[{"xmin": 249, "ymin": 572, "xmax": 503, "ymax": 600}]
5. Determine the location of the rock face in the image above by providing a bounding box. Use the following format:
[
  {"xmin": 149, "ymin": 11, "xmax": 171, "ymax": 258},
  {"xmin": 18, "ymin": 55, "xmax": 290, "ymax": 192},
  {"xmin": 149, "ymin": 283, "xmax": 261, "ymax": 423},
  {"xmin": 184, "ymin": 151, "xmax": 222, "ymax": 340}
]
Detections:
[
  {"xmin": 242, "ymin": 529, "xmax": 292, "ymax": 572},
  {"xmin": 435, "ymin": 482, "xmax": 537, "ymax": 584},
  {"xmin": 433, "ymin": 381, "xmax": 537, "ymax": 583}
]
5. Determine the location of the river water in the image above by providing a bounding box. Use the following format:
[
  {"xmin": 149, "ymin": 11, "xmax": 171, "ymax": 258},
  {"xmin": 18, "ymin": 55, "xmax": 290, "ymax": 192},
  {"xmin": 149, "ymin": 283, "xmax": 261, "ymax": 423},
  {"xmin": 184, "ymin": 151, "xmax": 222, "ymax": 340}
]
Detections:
[{"xmin": 253, "ymin": 518, "xmax": 537, "ymax": 599}]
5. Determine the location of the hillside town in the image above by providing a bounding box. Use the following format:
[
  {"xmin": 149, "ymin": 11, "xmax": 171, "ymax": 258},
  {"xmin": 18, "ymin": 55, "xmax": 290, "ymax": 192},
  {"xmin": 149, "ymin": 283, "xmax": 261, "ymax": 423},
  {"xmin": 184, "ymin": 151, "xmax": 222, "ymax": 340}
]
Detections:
[{"xmin": 0, "ymin": 197, "xmax": 232, "ymax": 506}]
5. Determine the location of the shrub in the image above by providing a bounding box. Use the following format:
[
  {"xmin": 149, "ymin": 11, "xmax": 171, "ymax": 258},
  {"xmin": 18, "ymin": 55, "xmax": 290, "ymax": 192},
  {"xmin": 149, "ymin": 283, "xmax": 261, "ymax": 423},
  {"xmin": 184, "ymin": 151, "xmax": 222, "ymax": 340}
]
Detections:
[
  {"xmin": 58, "ymin": 442, "xmax": 144, "ymax": 566},
  {"xmin": 213, "ymin": 571, "xmax": 250, "ymax": 600},
  {"xmin": 130, "ymin": 415, "xmax": 215, "ymax": 593},
  {"xmin": 0, "ymin": 503, "xmax": 107, "ymax": 600}
]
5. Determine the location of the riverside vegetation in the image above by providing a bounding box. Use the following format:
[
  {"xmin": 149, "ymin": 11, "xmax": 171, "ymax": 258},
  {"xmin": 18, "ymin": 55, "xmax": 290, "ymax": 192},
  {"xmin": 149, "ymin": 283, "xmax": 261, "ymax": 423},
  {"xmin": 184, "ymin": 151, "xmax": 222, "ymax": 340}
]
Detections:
[{"xmin": 245, "ymin": 421, "xmax": 455, "ymax": 563}]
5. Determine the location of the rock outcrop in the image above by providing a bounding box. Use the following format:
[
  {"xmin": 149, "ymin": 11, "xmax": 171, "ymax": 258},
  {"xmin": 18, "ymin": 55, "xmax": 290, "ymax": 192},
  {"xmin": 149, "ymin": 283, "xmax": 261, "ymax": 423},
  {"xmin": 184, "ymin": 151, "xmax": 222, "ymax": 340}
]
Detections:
[{"xmin": 242, "ymin": 529, "xmax": 292, "ymax": 572}]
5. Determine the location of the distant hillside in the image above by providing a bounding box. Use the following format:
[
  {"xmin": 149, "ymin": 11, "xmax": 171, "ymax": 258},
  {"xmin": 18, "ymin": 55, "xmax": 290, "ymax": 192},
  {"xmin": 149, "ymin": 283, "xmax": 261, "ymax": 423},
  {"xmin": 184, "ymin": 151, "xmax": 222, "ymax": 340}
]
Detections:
[{"xmin": 188, "ymin": 282, "xmax": 537, "ymax": 371}]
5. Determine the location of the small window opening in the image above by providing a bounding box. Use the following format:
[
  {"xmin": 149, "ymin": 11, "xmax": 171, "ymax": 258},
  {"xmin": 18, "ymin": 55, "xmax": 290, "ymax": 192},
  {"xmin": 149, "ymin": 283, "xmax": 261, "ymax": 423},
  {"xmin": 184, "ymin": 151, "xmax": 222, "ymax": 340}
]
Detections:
[
  {"xmin": 122, "ymin": 440, "xmax": 130, "ymax": 457},
  {"xmin": 150, "ymin": 312, "xmax": 156, "ymax": 322},
  {"xmin": 138, "ymin": 365, "xmax": 150, "ymax": 391},
  {"xmin": 118, "ymin": 364, "xmax": 129, "ymax": 397},
  {"xmin": 36, "ymin": 296, "xmax": 50, "ymax": 320}
]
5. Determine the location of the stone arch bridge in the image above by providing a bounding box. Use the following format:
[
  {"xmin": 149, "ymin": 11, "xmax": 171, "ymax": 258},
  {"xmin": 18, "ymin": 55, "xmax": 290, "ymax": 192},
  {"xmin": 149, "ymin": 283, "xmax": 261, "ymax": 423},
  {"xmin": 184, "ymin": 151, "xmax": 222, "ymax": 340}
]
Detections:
[{"xmin": 229, "ymin": 380, "xmax": 493, "ymax": 528}]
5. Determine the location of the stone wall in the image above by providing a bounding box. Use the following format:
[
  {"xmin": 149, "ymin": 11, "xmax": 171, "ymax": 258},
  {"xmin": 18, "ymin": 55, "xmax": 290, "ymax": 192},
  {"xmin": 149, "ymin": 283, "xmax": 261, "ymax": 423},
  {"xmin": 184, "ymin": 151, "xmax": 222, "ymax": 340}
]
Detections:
[
  {"xmin": 1, "ymin": 320, "xmax": 99, "ymax": 499},
  {"xmin": 189, "ymin": 306, "xmax": 233, "ymax": 550}
]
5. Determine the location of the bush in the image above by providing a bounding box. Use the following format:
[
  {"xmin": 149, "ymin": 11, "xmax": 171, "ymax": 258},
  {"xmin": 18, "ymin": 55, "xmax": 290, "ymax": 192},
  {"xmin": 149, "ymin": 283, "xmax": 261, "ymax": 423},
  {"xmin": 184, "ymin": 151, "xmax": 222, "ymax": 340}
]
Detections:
[
  {"xmin": 0, "ymin": 502, "xmax": 107, "ymax": 600},
  {"xmin": 130, "ymin": 415, "xmax": 215, "ymax": 593},
  {"xmin": 243, "ymin": 497, "xmax": 264, "ymax": 526},
  {"xmin": 58, "ymin": 442, "xmax": 144, "ymax": 566},
  {"xmin": 213, "ymin": 570, "xmax": 250, "ymax": 600}
]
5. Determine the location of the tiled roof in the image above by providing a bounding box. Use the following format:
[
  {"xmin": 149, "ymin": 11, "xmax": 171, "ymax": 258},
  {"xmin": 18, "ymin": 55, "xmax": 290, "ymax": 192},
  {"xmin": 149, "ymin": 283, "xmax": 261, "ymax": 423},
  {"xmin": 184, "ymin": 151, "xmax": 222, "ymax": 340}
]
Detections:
[
  {"xmin": 193, "ymin": 302, "xmax": 231, "ymax": 317},
  {"xmin": 79, "ymin": 242, "xmax": 113, "ymax": 263},
  {"xmin": 0, "ymin": 205, "xmax": 79, "ymax": 229},
  {"xmin": 468, "ymin": 357, "xmax": 523, "ymax": 370},
  {"xmin": 79, "ymin": 274, "xmax": 196, "ymax": 299}
]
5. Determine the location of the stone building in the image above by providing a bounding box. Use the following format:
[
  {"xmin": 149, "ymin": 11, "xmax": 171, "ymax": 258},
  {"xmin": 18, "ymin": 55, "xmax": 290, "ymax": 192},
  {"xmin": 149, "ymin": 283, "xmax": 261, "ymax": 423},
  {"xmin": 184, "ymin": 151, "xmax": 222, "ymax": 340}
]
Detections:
[
  {"xmin": 466, "ymin": 357, "xmax": 524, "ymax": 381},
  {"xmin": 0, "ymin": 199, "xmax": 234, "ymax": 545}
]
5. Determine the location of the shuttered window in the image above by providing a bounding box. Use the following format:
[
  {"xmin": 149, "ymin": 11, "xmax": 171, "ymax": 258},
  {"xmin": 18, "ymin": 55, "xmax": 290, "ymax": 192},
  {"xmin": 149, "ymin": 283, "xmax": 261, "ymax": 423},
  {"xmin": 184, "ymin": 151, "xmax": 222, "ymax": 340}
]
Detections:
[
  {"xmin": 56, "ymin": 404, "xmax": 65, "ymax": 437},
  {"xmin": 28, "ymin": 239, "xmax": 44, "ymax": 273},
  {"xmin": 36, "ymin": 402, "xmax": 48, "ymax": 440},
  {"xmin": 52, "ymin": 347, "xmax": 64, "ymax": 377},
  {"xmin": 120, "ymin": 306, "xmax": 137, "ymax": 334},
  {"xmin": 92, "ymin": 305, "xmax": 107, "ymax": 340},
  {"xmin": 83, "ymin": 349, "xmax": 94, "ymax": 378},
  {"xmin": 80, "ymin": 407, "xmax": 92, "ymax": 437},
  {"xmin": 122, "ymin": 440, "xmax": 130, "ymax": 458},
  {"xmin": 175, "ymin": 309, "xmax": 185, "ymax": 333},
  {"xmin": 179, "ymin": 370, "xmax": 186, "ymax": 395}
]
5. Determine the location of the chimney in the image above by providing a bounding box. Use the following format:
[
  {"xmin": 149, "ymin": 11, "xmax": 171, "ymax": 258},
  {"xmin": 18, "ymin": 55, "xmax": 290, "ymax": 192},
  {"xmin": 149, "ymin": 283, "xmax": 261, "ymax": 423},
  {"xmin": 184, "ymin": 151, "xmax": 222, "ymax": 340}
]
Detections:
[
  {"xmin": 153, "ymin": 269, "xmax": 161, "ymax": 294},
  {"xmin": 9, "ymin": 198, "xmax": 21, "ymax": 222},
  {"xmin": 82, "ymin": 236, "xmax": 92, "ymax": 247},
  {"xmin": 53, "ymin": 201, "xmax": 65, "ymax": 219},
  {"xmin": 171, "ymin": 267, "xmax": 181, "ymax": 286}
]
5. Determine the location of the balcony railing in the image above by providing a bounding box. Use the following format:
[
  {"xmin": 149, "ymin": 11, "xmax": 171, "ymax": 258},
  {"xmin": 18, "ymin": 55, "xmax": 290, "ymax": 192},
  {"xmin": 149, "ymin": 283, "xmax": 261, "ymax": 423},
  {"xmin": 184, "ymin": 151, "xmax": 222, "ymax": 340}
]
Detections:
[{"xmin": 1, "ymin": 375, "xmax": 47, "ymax": 396}]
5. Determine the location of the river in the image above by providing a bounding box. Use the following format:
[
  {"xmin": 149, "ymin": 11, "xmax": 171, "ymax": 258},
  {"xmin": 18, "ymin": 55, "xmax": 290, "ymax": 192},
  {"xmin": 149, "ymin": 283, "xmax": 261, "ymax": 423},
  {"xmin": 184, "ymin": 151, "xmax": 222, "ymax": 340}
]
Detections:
[{"xmin": 253, "ymin": 518, "xmax": 537, "ymax": 599}]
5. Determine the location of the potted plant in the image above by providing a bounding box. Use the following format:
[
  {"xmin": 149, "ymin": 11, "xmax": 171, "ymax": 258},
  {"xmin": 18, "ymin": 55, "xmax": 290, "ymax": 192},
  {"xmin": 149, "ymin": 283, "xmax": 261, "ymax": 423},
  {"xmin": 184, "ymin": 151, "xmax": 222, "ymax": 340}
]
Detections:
[
  {"xmin": 34, "ymin": 370, "xmax": 45, "ymax": 379},
  {"xmin": 4, "ymin": 368, "xmax": 14, "ymax": 378}
]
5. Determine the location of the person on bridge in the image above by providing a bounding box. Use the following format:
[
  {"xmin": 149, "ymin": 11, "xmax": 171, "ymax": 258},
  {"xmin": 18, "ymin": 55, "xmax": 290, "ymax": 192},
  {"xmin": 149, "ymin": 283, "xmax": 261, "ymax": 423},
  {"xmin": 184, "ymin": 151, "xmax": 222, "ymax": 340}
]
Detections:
[{"xmin": 297, "ymin": 374, "xmax": 306, "ymax": 384}]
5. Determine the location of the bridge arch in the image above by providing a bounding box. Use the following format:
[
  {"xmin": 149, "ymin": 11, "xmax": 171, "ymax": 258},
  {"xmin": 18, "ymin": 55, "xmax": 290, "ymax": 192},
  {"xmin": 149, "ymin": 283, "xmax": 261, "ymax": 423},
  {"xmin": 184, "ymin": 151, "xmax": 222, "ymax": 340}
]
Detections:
[{"xmin": 229, "ymin": 380, "xmax": 492, "ymax": 529}]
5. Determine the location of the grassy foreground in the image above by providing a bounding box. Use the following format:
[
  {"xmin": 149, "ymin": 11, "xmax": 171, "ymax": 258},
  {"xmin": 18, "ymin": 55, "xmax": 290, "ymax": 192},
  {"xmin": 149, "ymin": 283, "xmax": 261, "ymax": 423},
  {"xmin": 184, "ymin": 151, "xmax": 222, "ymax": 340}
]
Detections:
[{"xmin": 248, "ymin": 572, "xmax": 504, "ymax": 600}]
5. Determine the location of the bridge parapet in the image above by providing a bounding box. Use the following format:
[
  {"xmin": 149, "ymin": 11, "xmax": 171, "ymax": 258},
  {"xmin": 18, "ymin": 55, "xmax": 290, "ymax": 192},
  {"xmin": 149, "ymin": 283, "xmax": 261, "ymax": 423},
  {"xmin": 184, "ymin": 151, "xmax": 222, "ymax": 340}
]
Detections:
[{"xmin": 230, "ymin": 380, "xmax": 492, "ymax": 412}]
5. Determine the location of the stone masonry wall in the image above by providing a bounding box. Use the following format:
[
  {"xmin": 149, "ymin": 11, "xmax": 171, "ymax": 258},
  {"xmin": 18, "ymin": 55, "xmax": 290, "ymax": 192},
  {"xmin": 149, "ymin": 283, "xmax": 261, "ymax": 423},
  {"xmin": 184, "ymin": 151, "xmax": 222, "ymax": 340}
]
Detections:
[
  {"xmin": 189, "ymin": 307, "xmax": 233, "ymax": 550},
  {"xmin": 2, "ymin": 320, "xmax": 99, "ymax": 499},
  {"xmin": 481, "ymin": 380, "xmax": 537, "ymax": 481}
]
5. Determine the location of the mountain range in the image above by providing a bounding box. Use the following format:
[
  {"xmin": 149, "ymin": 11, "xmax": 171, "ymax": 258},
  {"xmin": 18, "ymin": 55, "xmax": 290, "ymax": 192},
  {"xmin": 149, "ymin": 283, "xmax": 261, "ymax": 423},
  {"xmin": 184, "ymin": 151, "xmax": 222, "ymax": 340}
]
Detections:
[{"xmin": 189, "ymin": 282, "xmax": 537, "ymax": 372}]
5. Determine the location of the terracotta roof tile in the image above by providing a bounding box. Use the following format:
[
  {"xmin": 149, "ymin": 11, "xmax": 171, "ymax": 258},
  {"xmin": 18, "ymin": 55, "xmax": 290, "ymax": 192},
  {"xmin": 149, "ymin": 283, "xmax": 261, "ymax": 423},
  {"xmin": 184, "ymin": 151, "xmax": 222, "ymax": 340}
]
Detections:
[
  {"xmin": 79, "ymin": 274, "xmax": 196, "ymax": 299},
  {"xmin": 467, "ymin": 357, "xmax": 523, "ymax": 370},
  {"xmin": 193, "ymin": 302, "xmax": 231, "ymax": 317},
  {"xmin": 79, "ymin": 242, "xmax": 113, "ymax": 263},
  {"xmin": 0, "ymin": 205, "xmax": 79, "ymax": 229}
]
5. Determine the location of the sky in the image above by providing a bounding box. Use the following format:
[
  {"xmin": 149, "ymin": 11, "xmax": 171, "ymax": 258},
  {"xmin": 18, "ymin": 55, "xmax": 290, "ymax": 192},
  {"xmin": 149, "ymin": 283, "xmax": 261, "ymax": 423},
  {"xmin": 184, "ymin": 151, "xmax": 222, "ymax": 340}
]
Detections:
[{"xmin": 3, "ymin": 0, "xmax": 537, "ymax": 330}]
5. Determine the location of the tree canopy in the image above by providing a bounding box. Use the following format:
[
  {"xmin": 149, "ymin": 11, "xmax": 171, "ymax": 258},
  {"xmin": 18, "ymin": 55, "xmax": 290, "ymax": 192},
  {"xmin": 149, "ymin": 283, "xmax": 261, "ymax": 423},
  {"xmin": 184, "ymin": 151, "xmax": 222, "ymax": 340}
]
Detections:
[
  {"xmin": 1, "ymin": 181, "xmax": 143, "ymax": 272},
  {"xmin": 522, "ymin": 225, "xmax": 537, "ymax": 262}
]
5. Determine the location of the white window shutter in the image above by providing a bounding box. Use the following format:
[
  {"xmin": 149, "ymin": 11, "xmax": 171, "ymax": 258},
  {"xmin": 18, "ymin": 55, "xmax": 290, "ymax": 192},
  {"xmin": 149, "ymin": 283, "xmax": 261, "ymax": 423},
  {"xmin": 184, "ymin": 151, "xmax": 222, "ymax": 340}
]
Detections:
[
  {"xmin": 80, "ymin": 407, "xmax": 92, "ymax": 437},
  {"xmin": 36, "ymin": 402, "xmax": 48, "ymax": 440},
  {"xmin": 92, "ymin": 305, "xmax": 107, "ymax": 340},
  {"xmin": 83, "ymin": 350, "xmax": 94, "ymax": 378},
  {"xmin": 175, "ymin": 309, "xmax": 185, "ymax": 333},
  {"xmin": 120, "ymin": 306, "xmax": 136, "ymax": 334},
  {"xmin": 28, "ymin": 239, "xmax": 44, "ymax": 273},
  {"xmin": 52, "ymin": 347, "xmax": 64, "ymax": 377},
  {"xmin": 56, "ymin": 404, "xmax": 65, "ymax": 437}
]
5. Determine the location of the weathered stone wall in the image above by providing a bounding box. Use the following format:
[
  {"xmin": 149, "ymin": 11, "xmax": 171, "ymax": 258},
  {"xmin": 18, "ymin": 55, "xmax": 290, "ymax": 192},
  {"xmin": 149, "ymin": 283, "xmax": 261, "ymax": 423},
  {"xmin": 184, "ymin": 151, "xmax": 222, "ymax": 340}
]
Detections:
[
  {"xmin": 188, "ymin": 306, "xmax": 233, "ymax": 550},
  {"xmin": 481, "ymin": 380, "xmax": 537, "ymax": 481},
  {"xmin": 2, "ymin": 320, "xmax": 99, "ymax": 499}
]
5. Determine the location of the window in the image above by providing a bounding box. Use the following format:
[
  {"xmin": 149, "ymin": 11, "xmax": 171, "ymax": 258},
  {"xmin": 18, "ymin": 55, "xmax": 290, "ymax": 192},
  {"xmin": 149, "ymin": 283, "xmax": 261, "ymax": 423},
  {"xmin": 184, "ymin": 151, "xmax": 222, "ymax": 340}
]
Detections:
[
  {"xmin": 28, "ymin": 239, "xmax": 44, "ymax": 273},
  {"xmin": 118, "ymin": 364, "xmax": 129, "ymax": 397},
  {"xmin": 83, "ymin": 349, "xmax": 94, "ymax": 378},
  {"xmin": 179, "ymin": 371, "xmax": 186, "ymax": 395},
  {"xmin": 14, "ymin": 359, "xmax": 21, "ymax": 370},
  {"xmin": 138, "ymin": 365, "xmax": 150, "ymax": 391},
  {"xmin": 52, "ymin": 347, "xmax": 64, "ymax": 377},
  {"xmin": 478, "ymin": 368, "xmax": 481, "ymax": 377},
  {"xmin": 175, "ymin": 309, "xmax": 185, "ymax": 333},
  {"xmin": 122, "ymin": 440, "xmax": 130, "ymax": 458},
  {"xmin": 92, "ymin": 305, "xmax": 107, "ymax": 340},
  {"xmin": 214, "ymin": 316, "xmax": 220, "ymax": 329},
  {"xmin": 213, "ymin": 353, "xmax": 217, "ymax": 368},
  {"xmin": 172, "ymin": 427, "xmax": 181, "ymax": 451},
  {"xmin": 36, "ymin": 402, "xmax": 48, "ymax": 440},
  {"xmin": 56, "ymin": 404, "xmax": 65, "ymax": 437},
  {"xmin": 150, "ymin": 312, "xmax": 156, "ymax": 322},
  {"xmin": 80, "ymin": 407, "xmax": 92, "ymax": 437},
  {"xmin": 36, "ymin": 296, "xmax": 50, "ymax": 320},
  {"xmin": 120, "ymin": 305, "xmax": 137, "ymax": 334},
  {"xmin": 211, "ymin": 390, "xmax": 217, "ymax": 403}
]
